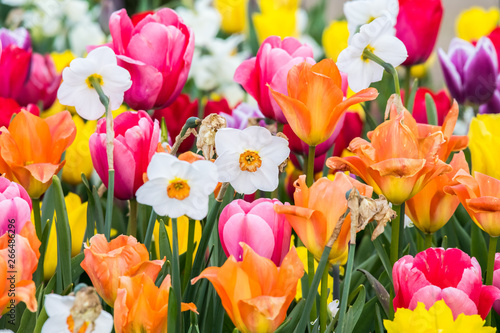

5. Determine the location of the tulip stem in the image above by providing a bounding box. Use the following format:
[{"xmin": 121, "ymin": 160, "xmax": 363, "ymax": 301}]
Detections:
[
  {"xmin": 336, "ymin": 243, "xmax": 356, "ymax": 333},
  {"xmin": 332, "ymin": 264, "xmax": 340, "ymax": 300},
  {"xmin": 171, "ymin": 217, "xmax": 183, "ymax": 331},
  {"xmin": 404, "ymin": 66, "xmax": 411, "ymax": 106},
  {"xmin": 320, "ymin": 264, "xmax": 330, "ymax": 332},
  {"xmin": 128, "ymin": 199, "xmax": 138, "ymax": 237},
  {"xmin": 307, "ymin": 145, "xmax": 316, "ymax": 187},
  {"xmin": 362, "ymin": 48, "xmax": 401, "ymax": 96},
  {"xmin": 424, "ymin": 233, "xmax": 433, "ymax": 249},
  {"xmin": 390, "ymin": 204, "xmax": 404, "ymax": 265},
  {"xmin": 486, "ymin": 236, "xmax": 498, "ymax": 326},
  {"xmin": 32, "ymin": 198, "xmax": 42, "ymax": 241},
  {"xmin": 308, "ymin": 250, "xmax": 317, "ymax": 323}
]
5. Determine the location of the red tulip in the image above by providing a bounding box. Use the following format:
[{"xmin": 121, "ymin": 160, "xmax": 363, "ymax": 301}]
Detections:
[
  {"xmin": 411, "ymin": 88, "xmax": 452, "ymax": 126},
  {"xmin": 0, "ymin": 29, "xmax": 32, "ymax": 100}
]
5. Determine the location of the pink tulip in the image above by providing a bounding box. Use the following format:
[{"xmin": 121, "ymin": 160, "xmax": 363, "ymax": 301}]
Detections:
[
  {"xmin": 218, "ymin": 198, "xmax": 292, "ymax": 266},
  {"xmin": 393, "ymin": 247, "xmax": 500, "ymax": 319},
  {"xmin": 492, "ymin": 253, "xmax": 500, "ymax": 314},
  {"xmin": 16, "ymin": 53, "xmax": 61, "ymax": 110},
  {"xmin": 234, "ymin": 36, "xmax": 315, "ymax": 124},
  {"xmin": 0, "ymin": 176, "xmax": 32, "ymax": 235},
  {"xmin": 89, "ymin": 111, "xmax": 160, "ymax": 200},
  {"xmin": 107, "ymin": 8, "xmax": 194, "ymax": 110}
]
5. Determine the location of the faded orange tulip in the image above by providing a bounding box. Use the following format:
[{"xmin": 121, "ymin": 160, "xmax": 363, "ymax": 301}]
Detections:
[
  {"xmin": 445, "ymin": 171, "xmax": 500, "ymax": 237},
  {"xmin": 80, "ymin": 234, "xmax": 164, "ymax": 307},
  {"xmin": 275, "ymin": 172, "xmax": 372, "ymax": 264},
  {"xmin": 269, "ymin": 59, "xmax": 378, "ymax": 146},
  {"xmin": 0, "ymin": 110, "xmax": 76, "ymax": 198},
  {"xmin": 114, "ymin": 273, "xmax": 196, "ymax": 333},
  {"xmin": 0, "ymin": 222, "xmax": 40, "ymax": 314},
  {"xmin": 327, "ymin": 98, "xmax": 452, "ymax": 205},
  {"xmin": 192, "ymin": 243, "xmax": 304, "ymax": 333}
]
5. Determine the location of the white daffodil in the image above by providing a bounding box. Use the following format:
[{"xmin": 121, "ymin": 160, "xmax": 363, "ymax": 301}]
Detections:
[
  {"xmin": 214, "ymin": 126, "xmax": 290, "ymax": 194},
  {"xmin": 337, "ymin": 15, "xmax": 407, "ymax": 92},
  {"xmin": 57, "ymin": 46, "xmax": 131, "ymax": 120},
  {"xmin": 41, "ymin": 293, "xmax": 113, "ymax": 333},
  {"xmin": 136, "ymin": 153, "xmax": 219, "ymax": 220},
  {"xmin": 344, "ymin": 0, "xmax": 399, "ymax": 36}
]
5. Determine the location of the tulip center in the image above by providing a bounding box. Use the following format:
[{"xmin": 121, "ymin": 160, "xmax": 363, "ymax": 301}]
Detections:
[
  {"xmin": 167, "ymin": 178, "xmax": 191, "ymax": 200},
  {"xmin": 362, "ymin": 46, "xmax": 375, "ymax": 62},
  {"xmin": 239, "ymin": 150, "xmax": 262, "ymax": 172},
  {"xmin": 66, "ymin": 315, "xmax": 89, "ymax": 333},
  {"xmin": 85, "ymin": 74, "xmax": 104, "ymax": 89}
]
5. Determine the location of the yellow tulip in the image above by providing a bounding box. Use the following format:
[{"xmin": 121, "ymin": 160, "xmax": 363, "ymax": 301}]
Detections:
[
  {"xmin": 468, "ymin": 114, "xmax": 500, "ymax": 180},
  {"xmin": 153, "ymin": 216, "xmax": 202, "ymax": 258},
  {"xmin": 322, "ymin": 20, "xmax": 349, "ymax": 62},
  {"xmin": 62, "ymin": 115, "xmax": 96, "ymax": 185},
  {"xmin": 253, "ymin": 0, "xmax": 299, "ymax": 42},
  {"xmin": 456, "ymin": 7, "xmax": 499, "ymax": 42},
  {"xmin": 43, "ymin": 192, "xmax": 87, "ymax": 280},
  {"xmin": 50, "ymin": 50, "xmax": 76, "ymax": 73},
  {"xmin": 214, "ymin": 0, "xmax": 248, "ymax": 34}
]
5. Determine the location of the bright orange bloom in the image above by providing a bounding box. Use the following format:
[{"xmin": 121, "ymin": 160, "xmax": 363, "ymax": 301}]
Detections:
[
  {"xmin": 327, "ymin": 98, "xmax": 453, "ymax": 205},
  {"xmin": 275, "ymin": 173, "xmax": 372, "ymax": 264},
  {"xmin": 114, "ymin": 273, "xmax": 197, "ymax": 333},
  {"xmin": 80, "ymin": 234, "xmax": 164, "ymax": 307},
  {"xmin": 192, "ymin": 243, "xmax": 304, "ymax": 333},
  {"xmin": 269, "ymin": 59, "xmax": 378, "ymax": 146},
  {"xmin": 0, "ymin": 110, "xmax": 76, "ymax": 198},
  {"xmin": 0, "ymin": 222, "xmax": 40, "ymax": 314},
  {"xmin": 445, "ymin": 171, "xmax": 500, "ymax": 237}
]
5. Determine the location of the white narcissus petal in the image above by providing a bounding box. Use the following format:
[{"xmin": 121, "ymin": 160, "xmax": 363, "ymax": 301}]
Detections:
[
  {"xmin": 214, "ymin": 152, "xmax": 241, "ymax": 182},
  {"xmin": 372, "ymin": 35, "xmax": 408, "ymax": 67},
  {"xmin": 136, "ymin": 178, "xmax": 170, "ymax": 207},
  {"xmin": 88, "ymin": 46, "xmax": 118, "ymax": 65},
  {"xmin": 259, "ymin": 136, "xmax": 290, "ymax": 166},
  {"xmin": 146, "ymin": 153, "xmax": 178, "ymax": 180},
  {"xmin": 230, "ymin": 170, "xmax": 257, "ymax": 194},
  {"xmin": 215, "ymin": 128, "xmax": 244, "ymax": 155},
  {"xmin": 43, "ymin": 294, "xmax": 73, "ymax": 317}
]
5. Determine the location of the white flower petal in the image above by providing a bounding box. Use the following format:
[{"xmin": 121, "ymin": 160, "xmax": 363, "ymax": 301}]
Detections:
[
  {"xmin": 136, "ymin": 178, "xmax": 170, "ymax": 207},
  {"xmin": 259, "ymin": 136, "xmax": 290, "ymax": 166},
  {"xmin": 215, "ymin": 128, "xmax": 245, "ymax": 155},
  {"xmin": 229, "ymin": 170, "xmax": 257, "ymax": 194},
  {"xmin": 146, "ymin": 153, "xmax": 179, "ymax": 180},
  {"xmin": 44, "ymin": 294, "xmax": 73, "ymax": 317},
  {"xmin": 88, "ymin": 46, "xmax": 118, "ymax": 66},
  {"xmin": 214, "ymin": 152, "xmax": 242, "ymax": 182},
  {"xmin": 93, "ymin": 311, "xmax": 114, "ymax": 333},
  {"xmin": 189, "ymin": 161, "xmax": 219, "ymax": 194},
  {"xmin": 252, "ymin": 161, "xmax": 279, "ymax": 192},
  {"xmin": 372, "ymin": 35, "xmax": 408, "ymax": 67}
]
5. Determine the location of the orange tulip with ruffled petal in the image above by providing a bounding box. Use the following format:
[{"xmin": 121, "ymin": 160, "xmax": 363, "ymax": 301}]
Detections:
[
  {"xmin": 275, "ymin": 172, "xmax": 373, "ymax": 264},
  {"xmin": 80, "ymin": 234, "xmax": 164, "ymax": 307},
  {"xmin": 269, "ymin": 59, "xmax": 378, "ymax": 146},
  {"xmin": 192, "ymin": 243, "xmax": 304, "ymax": 333},
  {"xmin": 445, "ymin": 171, "xmax": 500, "ymax": 237},
  {"xmin": 114, "ymin": 273, "xmax": 197, "ymax": 333},
  {"xmin": 0, "ymin": 110, "xmax": 76, "ymax": 198},
  {"xmin": 327, "ymin": 98, "xmax": 453, "ymax": 205},
  {"xmin": 0, "ymin": 222, "xmax": 40, "ymax": 314}
]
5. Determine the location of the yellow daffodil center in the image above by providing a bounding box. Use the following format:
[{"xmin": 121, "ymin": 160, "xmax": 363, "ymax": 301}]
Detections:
[
  {"xmin": 66, "ymin": 315, "xmax": 89, "ymax": 333},
  {"xmin": 239, "ymin": 150, "xmax": 262, "ymax": 172},
  {"xmin": 167, "ymin": 178, "xmax": 190, "ymax": 200},
  {"xmin": 85, "ymin": 74, "xmax": 103, "ymax": 89},
  {"xmin": 362, "ymin": 45, "xmax": 375, "ymax": 62}
]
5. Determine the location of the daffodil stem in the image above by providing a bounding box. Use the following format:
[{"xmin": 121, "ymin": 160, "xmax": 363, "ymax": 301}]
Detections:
[
  {"xmin": 32, "ymin": 198, "xmax": 42, "ymax": 241},
  {"xmin": 306, "ymin": 145, "xmax": 316, "ymax": 187},
  {"xmin": 320, "ymin": 264, "xmax": 330, "ymax": 333},
  {"xmin": 486, "ymin": 236, "xmax": 498, "ymax": 326},
  {"xmin": 128, "ymin": 199, "xmax": 138, "ymax": 237},
  {"xmin": 390, "ymin": 204, "xmax": 404, "ymax": 265},
  {"xmin": 424, "ymin": 233, "xmax": 433, "ymax": 249},
  {"xmin": 362, "ymin": 48, "xmax": 401, "ymax": 96},
  {"xmin": 337, "ymin": 243, "xmax": 356, "ymax": 333}
]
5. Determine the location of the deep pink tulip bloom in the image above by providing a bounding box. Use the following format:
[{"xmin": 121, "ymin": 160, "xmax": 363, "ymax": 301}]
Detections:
[
  {"xmin": 89, "ymin": 111, "xmax": 160, "ymax": 200},
  {"xmin": 218, "ymin": 198, "xmax": 292, "ymax": 266},
  {"xmin": 0, "ymin": 98, "xmax": 40, "ymax": 128},
  {"xmin": 0, "ymin": 176, "xmax": 32, "ymax": 235},
  {"xmin": 16, "ymin": 53, "xmax": 61, "ymax": 110},
  {"xmin": 393, "ymin": 247, "xmax": 500, "ymax": 319},
  {"xmin": 493, "ymin": 253, "xmax": 500, "ymax": 314},
  {"xmin": 234, "ymin": 36, "xmax": 315, "ymax": 124},
  {"xmin": 107, "ymin": 8, "xmax": 194, "ymax": 110}
]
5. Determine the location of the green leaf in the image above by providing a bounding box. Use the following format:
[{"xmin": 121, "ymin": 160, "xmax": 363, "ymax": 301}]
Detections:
[
  {"xmin": 357, "ymin": 269, "xmax": 390, "ymax": 317},
  {"xmin": 471, "ymin": 222, "xmax": 488, "ymax": 273},
  {"xmin": 368, "ymin": 224, "xmax": 393, "ymax": 284},
  {"xmin": 275, "ymin": 300, "xmax": 305, "ymax": 333},
  {"xmin": 167, "ymin": 286, "xmax": 180, "ymax": 333},
  {"xmin": 406, "ymin": 78, "xmax": 419, "ymax": 113},
  {"xmin": 171, "ymin": 218, "xmax": 183, "ymax": 332},
  {"xmin": 18, "ymin": 284, "xmax": 44, "ymax": 332},
  {"xmin": 425, "ymin": 93, "xmax": 438, "ymax": 126},
  {"xmin": 342, "ymin": 285, "xmax": 366, "ymax": 333}
]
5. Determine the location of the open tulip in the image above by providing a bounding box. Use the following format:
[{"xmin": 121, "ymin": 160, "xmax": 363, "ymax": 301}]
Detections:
[
  {"xmin": 468, "ymin": 114, "xmax": 500, "ymax": 180},
  {"xmin": 89, "ymin": 110, "xmax": 160, "ymax": 200},
  {"xmin": 393, "ymin": 247, "xmax": 500, "ymax": 319},
  {"xmin": 234, "ymin": 36, "xmax": 314, "ymax": 124},
  {"xmin": 219, "ymin": 198, "xmax": 291, "ymax": 266},
  {"xmin": 0, "ymin": 110, "xmax": 76, "ymax": 199},
  {"xmin": 275, "ymin": 173, "xmax": 373, "ymax": 264},
  {"xmin": 107, "ymin": 8, "xmax": 195, "ymax": 110},
  {"xmin": 395, "ymin": 0, "xmax": 443, "ymax": 66},
  {"xmin": 114, "ymin": 273, "xmax": 196, "ymax": 333},
  {"xmin": 445, "ymin": 171, "xmax": 500, "ymax": 237},
  {"xmin": 327, "ymin": 98, "xmax": 452, "ymax": 205},
  {"xmin": 0, "ymin": 176, "xmax": 32, "ymax": 236},
  {"xmin": 80, "ymin": 234, "xmax": 164, "ymax": 306},
  {"xmin": 192, "ymin": 243, "xmax": 304, "ymax": 333},
  {"xmin": 270, "ymin": 59, "xmax": 378, "ymax": 146}
]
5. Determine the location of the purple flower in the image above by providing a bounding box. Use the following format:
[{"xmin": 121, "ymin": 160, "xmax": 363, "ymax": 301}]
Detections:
[
  {"xmin": 438, "ymin": 37, "xmax": 498, "ymax": 105},
  {"xmin": 0, "ymin": 28, "xmax": 31, "ymax": 51},
  {"xmin": 220, "ymin": 103, "xmax": 265, "ymax": 130}
]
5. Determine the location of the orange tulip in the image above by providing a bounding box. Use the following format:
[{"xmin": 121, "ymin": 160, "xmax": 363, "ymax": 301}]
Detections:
[
  {"xmin": 445, "ymin": 171, "xmax": 500, "ymax": 237},
  {"xmin": 275, "ymin": 172, "xmax": 372, "ymax": 264},
  {"xmin": 269, "ymin": 59, "xmax": 378, "ymax": 146},
  {"xmin": 0, "ymin": 222, "xmax": 40, "ymax": 314},
  {"xmin": 0, "ymin": 110, "xmax": 76, "ymax": 198},
  {"xmin": 80, "ymin": 234, "xmax": 164, "ymax": 307},
  {"xmin": 192, "ymin": 243, "xmax": 304, "ymax": 333},
  {"xmin": 327, "ymin": 98, "xmax": 452, "ymax": 205},
  {"xmin": 114, "ymin": 273, "xmax": 197, "ymax": 333}
]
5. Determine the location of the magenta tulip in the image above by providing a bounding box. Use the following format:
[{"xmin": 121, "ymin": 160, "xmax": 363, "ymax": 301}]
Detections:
[
  {"xmin": 234, "ymin": 36, "xmax": 315, "ymax": 124},
  {"xmin": 107, "ymin": 8, "xmax": 194, "ymax": 110},
  {"xmin": 393, "ymin": 247, "xmax": 500, "ymax": 319},
  {"xmin": 493, "ymin": 253, "xmax": 500, "ymax": 314},
  {"xmin": 0, "ymin": 176, "xmax": 32, "ymax": 235},
  {"xmin": 89, "ymin": 111, "xmax": 160, "ymax": 200},
  {"xmin": 218, "ymin": 198, "xmax": 292, "ymax": 266}
]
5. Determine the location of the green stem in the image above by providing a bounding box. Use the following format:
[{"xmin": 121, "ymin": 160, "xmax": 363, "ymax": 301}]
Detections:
[
  {"xmin": 171, "ymin": 218, "xmax": 183, "ymax": 331},
  {"xmin": 362, "ymin": 48, "xmax": 401, "ymax": 96},
  {"xmin": 332, "ymin": 264, "xmax": 340, "ymax": 300},
  {"xmin": 320, "ymin": 264, "xmax": 330, "ymax": 333},
  {"xmin": 336, "ymin": 243, "xmax": 356, "ymax": 333},
  {"xmin": 144, "ymin": 210, "xmax": 157, "ymax": 252},
  {"xmin": 424, "ymin": 233, "xmax": 433, "ymax": 250},
  {"xmin": 128, "ymin": 199, "xmax": 138, "ymax": 237},
  {"xmin": 390, "ymin": 204, "xmax": 404, "ymax": 265},
  {"xmin": 183, "ymin": 219, "xmax": 196, "ymax": 290},
  {"xmin": 308, "ymin": 251, "xmax": 317, "ymax": 324},
  {"xmin": 404, "ymin": 66, "xmax": 411, "ymax": 106},
  {"xmin": 307, "ymin": 145, "xmax": 316, "ymax": 187},
  {"xmin": 486, "ymin": 236, "xmax": 498, "ymax": 326},
  {"xmin": 32, "ymin": 198, "xmax": 42, "ymax": 241}
]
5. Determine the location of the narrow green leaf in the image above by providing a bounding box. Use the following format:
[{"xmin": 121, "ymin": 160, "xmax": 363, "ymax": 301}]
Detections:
[
  {"xmin": 40, "ymin": 184, "xmax": 55, "ymax": 232},
  {"xmin": 171, "ymin": 218, "xmax": 183, "ymax": 332},
  {"xmin": 406, "ymin": 78, "xmax": 419, "ymax": 113},
  {"xmin": 275, "ymin": 300, "xmax": 305, "ymax": 333},
  {"xmin": 342, "ymin": 285, "xmax": 366, "ymax": 333},
  {"xmin": 144, "ymin": 210, "xmax": 157, "ymax": 252},
  {"xmin": 91, "ymin": 186, "xmax": 105, "ymax": 235},
  {"xmin": 18, "ymin": 284, "xmax": 44, "ymax": 332},
  {"xmin": 357, "ymin": 269, "xmax": 390, "ymax": 317},
  {"xmin": 167, "ymin": 286, "xmax": 180, "ymax": 333},
  {"xmin": 471, "ymin": 222, "xmax": 488, "ymax": 273},
  {"xmin": 368, "ymin": 224, "xmax": 393, "ymax": 284},
  {"xmin": 425, "ymin": 93, "xmax": 438, "ymax": 125}
]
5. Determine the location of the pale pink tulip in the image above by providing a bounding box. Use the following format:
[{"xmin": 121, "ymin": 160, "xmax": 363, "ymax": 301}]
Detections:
[{"xmin": 0, "ymin": 176, "xmax": 32, "ymax": 236}]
